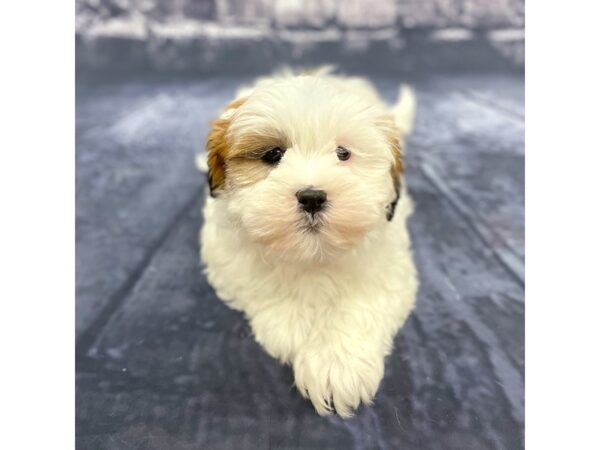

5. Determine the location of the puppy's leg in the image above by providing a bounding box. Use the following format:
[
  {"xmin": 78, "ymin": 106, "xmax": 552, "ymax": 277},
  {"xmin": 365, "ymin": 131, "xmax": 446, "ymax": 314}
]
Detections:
[
  {"xmin": 247, "ymin": 298, "xmax": 314, "ymax": 364},
  {"xmin": 293, "ymin": 295, "xmax": 410, "ymax": 417}
]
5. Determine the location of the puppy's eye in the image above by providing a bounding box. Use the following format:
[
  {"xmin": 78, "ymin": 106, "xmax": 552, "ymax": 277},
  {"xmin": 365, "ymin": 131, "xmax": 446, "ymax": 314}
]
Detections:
[
  {"xmin": 262, "ymin": 147, "xmax": 285, "ymax": 164},
  {"xmin": 336, "ymin": 146, "xmax": 351, "ymax": 161}
]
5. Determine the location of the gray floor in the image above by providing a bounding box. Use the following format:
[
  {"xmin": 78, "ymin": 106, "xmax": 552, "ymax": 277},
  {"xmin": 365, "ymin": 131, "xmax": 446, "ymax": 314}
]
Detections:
[{"xmin": 76, "ymin": 72, "xmax": 524, "ymax": 450}]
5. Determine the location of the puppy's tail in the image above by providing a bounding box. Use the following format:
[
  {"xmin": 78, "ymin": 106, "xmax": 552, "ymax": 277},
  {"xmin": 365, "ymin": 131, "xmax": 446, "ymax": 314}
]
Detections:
[{"xmin": 391, "ymin": 85, "xmax": 416, "ymax": 136}]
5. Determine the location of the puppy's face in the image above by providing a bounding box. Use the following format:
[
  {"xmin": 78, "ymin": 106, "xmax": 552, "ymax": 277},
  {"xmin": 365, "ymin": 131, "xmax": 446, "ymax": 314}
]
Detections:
[{"xmin": 207, "ymin": 76, "xmax": 404, "ymax": 262}]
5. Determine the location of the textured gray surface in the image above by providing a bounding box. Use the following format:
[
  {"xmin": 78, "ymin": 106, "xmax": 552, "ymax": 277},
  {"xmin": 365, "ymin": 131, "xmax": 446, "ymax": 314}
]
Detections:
[
  {"xmin": 75, "ymin": 0, "xmax": 524, "ymax": 74},
  {"xmin": 76, "ymin": 72, "xmax": 524, "ymax": 449}
]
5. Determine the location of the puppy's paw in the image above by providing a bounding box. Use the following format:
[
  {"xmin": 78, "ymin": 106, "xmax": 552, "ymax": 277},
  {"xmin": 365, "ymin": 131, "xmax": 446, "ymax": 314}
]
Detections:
[{"xmin": 293, "ymin": 343, "xmax": 384, "ymax": 417}]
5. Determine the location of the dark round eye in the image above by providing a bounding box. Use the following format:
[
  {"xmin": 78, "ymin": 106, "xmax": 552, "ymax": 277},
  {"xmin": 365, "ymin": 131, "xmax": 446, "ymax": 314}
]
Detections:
[
  {"xmin": 336, "ymin": 146, "xmax": 351, "ymax": 161},
  {"xmin": 262, "ymin": 147, "xmax": 285, "ymax": 164}
]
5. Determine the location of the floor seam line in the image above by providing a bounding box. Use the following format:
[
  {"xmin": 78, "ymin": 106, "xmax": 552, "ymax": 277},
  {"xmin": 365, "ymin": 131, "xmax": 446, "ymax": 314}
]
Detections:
[
  {"xmin": 418, "ymin": 160, "xmax": 525, "ymax": 287},
  {"xmin": 76, "ymin": 185, "xmax": 204, "ymax": 358},
  {"xmin": 457, "ymin": 87, "xmax": 525, "ymax": 122}
]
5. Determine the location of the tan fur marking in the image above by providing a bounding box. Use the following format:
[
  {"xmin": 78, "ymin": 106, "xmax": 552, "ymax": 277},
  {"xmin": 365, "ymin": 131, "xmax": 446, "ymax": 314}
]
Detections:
[
  {"xmin": 229, "ymin": 133, "xmax": 287, "ymax": 160},
  {"xmin": 206, "ymin": 97, "xmax": 248, "ymax": 193},
  {"xmin": 390, "ymin": 134, "xmax": 404, "ymax": 195},
  {"xmin": 207, "ymin": 97, "xmax": 290, "ymax": 193},
  {"xmin": 227, "ymin": 97, "xmax": 248, "ymax": 110}
]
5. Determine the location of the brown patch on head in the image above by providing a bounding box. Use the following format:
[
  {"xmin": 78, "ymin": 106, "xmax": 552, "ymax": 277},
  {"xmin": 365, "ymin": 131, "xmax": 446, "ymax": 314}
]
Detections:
[
  {"xmin": 206, "ymin": 99, "xmax": 245, "ymax": 195},
  {"xmin": 206, "ymin": 117, "xmax": 229, "ymax": 195},
  {"xmin": 224, "ymin": 132, "xmax": 288, "ymax": 190},
  {"xmin": 207, "ymin": 96, "xmax": 289, "ymax": 194},
  {"xmin": 207, "ymin": 97, "xmax": 270, "ymax": 194}
]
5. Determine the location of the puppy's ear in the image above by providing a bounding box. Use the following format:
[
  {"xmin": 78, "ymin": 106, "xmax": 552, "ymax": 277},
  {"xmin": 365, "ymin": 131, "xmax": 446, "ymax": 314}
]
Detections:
[
  {"xmin": 206, "ymin": 117, "xmax": 229, "ymax": 196},
  {"xmin": 378, "ymin": 116, "xmax": 405, "ymax": 220},
  {"xmin": 385, "ymin": 85, "xmax": 415, "ymax": 214},
  {"xmin": 206, "ymin": 97, "xmax": 246, "ymax": 196},
  {"xmin": 388, "ymin": 126, "xmax": 404, "ymax": 191}
]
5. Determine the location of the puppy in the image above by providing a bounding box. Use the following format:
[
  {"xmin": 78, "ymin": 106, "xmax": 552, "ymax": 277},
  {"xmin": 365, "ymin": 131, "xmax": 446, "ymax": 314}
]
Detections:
[{"xmin": 200, "ymin": 68, "xmax": 418, "ymax": 417}]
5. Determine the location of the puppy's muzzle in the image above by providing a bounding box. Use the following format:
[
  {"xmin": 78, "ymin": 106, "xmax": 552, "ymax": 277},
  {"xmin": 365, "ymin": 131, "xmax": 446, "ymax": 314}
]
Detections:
[{"xmin": 296, "ymin": 188, "xmax": 327, "ymax": 214}]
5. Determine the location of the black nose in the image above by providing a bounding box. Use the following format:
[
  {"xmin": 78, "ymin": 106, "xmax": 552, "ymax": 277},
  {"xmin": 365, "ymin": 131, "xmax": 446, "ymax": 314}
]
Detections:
[{"xmin": 296, "ymin": 188, "xmax": 327, "ymax": 214}]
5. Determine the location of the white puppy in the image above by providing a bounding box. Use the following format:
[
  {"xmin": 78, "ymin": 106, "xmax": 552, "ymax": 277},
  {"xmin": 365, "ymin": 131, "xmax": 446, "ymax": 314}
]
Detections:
[{"xmin": 200, "ymin": 68, "xmax": 418, "ymax": 417}]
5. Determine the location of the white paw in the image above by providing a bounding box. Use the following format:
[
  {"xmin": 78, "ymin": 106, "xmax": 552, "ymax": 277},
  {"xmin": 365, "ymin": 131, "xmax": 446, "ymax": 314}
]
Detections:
[{"xmin": 293, "ymin": 343, "xmax": 385, "ymax": 417}]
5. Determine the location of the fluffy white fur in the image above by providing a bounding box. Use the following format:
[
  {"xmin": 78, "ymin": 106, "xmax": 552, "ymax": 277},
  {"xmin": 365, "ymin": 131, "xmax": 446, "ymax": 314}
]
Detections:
[{"xmin": 200, "ymin": 69, "xmax": 418, "ymax": 417}]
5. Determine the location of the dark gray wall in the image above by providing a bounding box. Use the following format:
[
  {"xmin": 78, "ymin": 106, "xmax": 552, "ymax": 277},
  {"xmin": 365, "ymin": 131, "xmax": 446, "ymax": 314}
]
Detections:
[{"xmin": 76, "ymin": 0, "xmax": 524, "ymax": 74}]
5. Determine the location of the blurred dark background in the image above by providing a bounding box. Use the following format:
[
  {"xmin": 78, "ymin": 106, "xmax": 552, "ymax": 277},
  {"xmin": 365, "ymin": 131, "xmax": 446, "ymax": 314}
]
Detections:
[
  {"xmin": 76, "ymin": 1, "xmax": 524, "ymax": 449},
  {"xmin": 76, "ymin": 0, "xmax": 523, "ymax": 75}
]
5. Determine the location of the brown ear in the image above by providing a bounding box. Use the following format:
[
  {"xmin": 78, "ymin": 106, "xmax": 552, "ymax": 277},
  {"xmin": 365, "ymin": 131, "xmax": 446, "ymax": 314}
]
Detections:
[
  {"xmin": 389, "ymin": 131, "xmax": 404, "ymax": 190},
  {"xmin": 206, "ymin": 116, "xmax": 230, "ymax": 195},
  {"xmin": 384, "ymin": 120, "xmax": 405, "ymax": 221},
  {"xmin": 206, "ymin": 98, "xmax": 247, "ymax": 195}
]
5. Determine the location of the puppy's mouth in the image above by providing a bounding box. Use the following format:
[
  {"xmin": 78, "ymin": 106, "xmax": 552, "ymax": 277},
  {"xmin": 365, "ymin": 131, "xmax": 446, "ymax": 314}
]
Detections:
[{"xmin": 299, "ymin": 211, "xmax": 324, "ymax": 233}]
